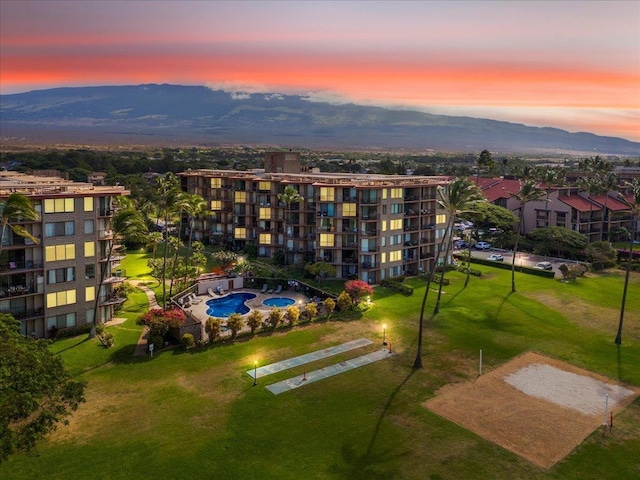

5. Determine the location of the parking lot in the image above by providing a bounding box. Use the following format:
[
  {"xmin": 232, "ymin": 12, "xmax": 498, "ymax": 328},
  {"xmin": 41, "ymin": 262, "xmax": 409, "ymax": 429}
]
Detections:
[{"xmin": 453, "ymin": 245, "xmax": 568, "ymax": 275}]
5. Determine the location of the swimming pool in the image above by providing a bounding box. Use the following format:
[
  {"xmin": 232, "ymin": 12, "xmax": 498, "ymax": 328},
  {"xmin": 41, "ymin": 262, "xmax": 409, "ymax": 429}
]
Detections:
[
  {"xmin": 206, "ymin": 292, "xmax": 257, "ymax": 317},
  {"xmin": 262, "ymin": 297, "xmax": 295, "ymax": 308}
]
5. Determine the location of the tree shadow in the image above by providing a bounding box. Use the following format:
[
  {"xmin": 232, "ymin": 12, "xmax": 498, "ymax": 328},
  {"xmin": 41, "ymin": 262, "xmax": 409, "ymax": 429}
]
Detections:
[
  {"xmin": 329, "ymin": 369, "xmax": 415, "ymax": 478},
  {"xmin": 52, "ymin": 336, "xmax": 91, "ymax": 355}
]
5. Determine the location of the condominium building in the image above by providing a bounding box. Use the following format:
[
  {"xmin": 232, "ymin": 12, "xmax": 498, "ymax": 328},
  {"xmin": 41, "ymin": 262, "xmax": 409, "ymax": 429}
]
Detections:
[
  {"xmin": 179, "ymin": 153, "xmax": 451, "ymax": 284},
  {"xmin": 0, "ymin": 172, "xmax": 130, "ymax": 338}
]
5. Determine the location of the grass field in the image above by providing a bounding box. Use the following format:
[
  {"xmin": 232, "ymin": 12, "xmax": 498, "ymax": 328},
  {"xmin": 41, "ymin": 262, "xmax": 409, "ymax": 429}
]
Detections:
[{"xmin": 2, "ymin": 263, "xmax": 639, "ymax": 480}]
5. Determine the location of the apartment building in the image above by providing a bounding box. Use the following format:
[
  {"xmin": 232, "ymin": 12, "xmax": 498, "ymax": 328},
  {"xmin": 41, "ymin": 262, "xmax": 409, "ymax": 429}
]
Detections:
[
  {"xmin": 0, "ymin": 172, "xmax": 130, "ymax": 338},
  {"xmin": 179, "ymin": 153, "xmax": 451, "ymax": 284}
]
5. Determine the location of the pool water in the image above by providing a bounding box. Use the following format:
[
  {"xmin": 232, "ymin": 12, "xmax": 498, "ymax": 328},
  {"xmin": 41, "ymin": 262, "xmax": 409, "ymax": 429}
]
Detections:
[
  {"xmin": 262, "ymin": 297, "xmax": 295, "ymax": 308},
  {"xmin": 206, "ymin": 292, "xmax": 257, "ymax": 317}
]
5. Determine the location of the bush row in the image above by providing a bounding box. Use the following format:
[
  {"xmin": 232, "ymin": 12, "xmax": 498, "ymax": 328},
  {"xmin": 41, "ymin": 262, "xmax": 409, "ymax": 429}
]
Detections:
[{"xmin": 380, "ymin": 278, "xmax": 414, "ymax": 296}]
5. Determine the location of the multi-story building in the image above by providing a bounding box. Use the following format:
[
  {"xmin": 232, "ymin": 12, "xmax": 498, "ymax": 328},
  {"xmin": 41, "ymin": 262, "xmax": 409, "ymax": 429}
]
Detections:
[
  {"xmin": 0, "ymin": 172, "xmax": 130, "ymax": 337},
  {"xmin": 179, "ymin": 153, "xmax": 451, "ymax": 284}
]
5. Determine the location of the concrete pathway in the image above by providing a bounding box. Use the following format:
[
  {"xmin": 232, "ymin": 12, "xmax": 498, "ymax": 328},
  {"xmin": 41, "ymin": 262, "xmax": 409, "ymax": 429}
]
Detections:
[
  {"xmin": 246, "ymin": 338, "xmax": 373, "ymax": 379},
  {"xmin": 266, "ymin": 348, "xmax": 395, "ymax": 395},
  {"xmin": 128, "ymin": 280, "xmax": 158, "ymax": 356}
]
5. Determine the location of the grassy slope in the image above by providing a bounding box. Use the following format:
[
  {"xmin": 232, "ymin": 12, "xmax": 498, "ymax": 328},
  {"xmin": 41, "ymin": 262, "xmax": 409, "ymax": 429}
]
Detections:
[{"xmin": 2, "ymin": 265, "xmax": 639, "ymax": 480}]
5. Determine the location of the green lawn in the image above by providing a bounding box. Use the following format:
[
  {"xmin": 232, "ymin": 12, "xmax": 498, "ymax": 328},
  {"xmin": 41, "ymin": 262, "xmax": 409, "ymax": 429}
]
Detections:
[{"xmin": 2, "ymin": 264, "xmax": 639, "ymax": 480}]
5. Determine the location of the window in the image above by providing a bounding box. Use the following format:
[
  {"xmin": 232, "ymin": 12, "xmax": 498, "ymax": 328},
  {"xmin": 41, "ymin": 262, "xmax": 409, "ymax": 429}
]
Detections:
[
  {"xmin": 319, "ymin": 203, "xmax": 335, "ymax": 217},
  {"xmin": 234, "ymin": 227, "xmax": 246, "ymax": 239},
  {"xmin": 320, "ymin": 187, "xmax": 335, "ymax": 201},
  {"xmin": 259, "ymin": 233, "xmax": 271, "ymax": 245},
  {"xmin": 47, "ymin": 267, "xmax": 75, "ymax": 284},
  {"xmin": 84, "ymin": 197, "xmax": 94, "ymax": 212},
  {"xmin": 436, "ymin": 214, "xmax": 446, "ymax": 224},
  {"xmin": 84, "ymin": 241, "xmax": 95, "ymax": 257},
  {"xmin": 389, "ymin": 250, "xmax": 402, "ymax": 262},
  {"xmin": 85, "ymin": 286, "xmax": 95, "ymax": 302},
  {"xmin": 259, "ymin": 207, "xmax": 271, "ymax": 220},
  {"xmin": 85, "ymin": 264, "xmax": 95, "ymax": 279},
  {"xmin": 44, "ymin": 197, "xmax": 74, "ymax": 213},
  {"xmin": 381, "ymin": 252, "xmax": 386, "ymax": 263},
  {"xmin": 84, "ymin": 219, "xmax": 94, "ymax": 234},
  {"xmin": 390, "ymin": 219, "xmax": 402, "ymax": 230},
  {"xmin": 343, "ymin": 203, "xmax": 356, "ymax": 216},
  {"xmin": 390, "ymin": 188, "xmax": 403, "ymax": 199},
  {"xmin": 258, "ymin": 181, "xmax": 271, "ymax": 191},
  {"xmin": 46, "ymin": 289, "xmax": 77, "ymax": 308},
  {"xmin": 210, "ymin": 200, "xmax": 221, "ymax": 210},
  {"xmin": 390, "ymin": 234, "xmax": 402, "ymax": 245},
  {"xmin": 210, "ymin": 178, "xmax": 221, "ymax": 188},
  {"xmin": 319, "ymin": 233, "xmax": 334, "ymax": 247},
  {"xmin": 45, "ymin": 244, "xmax": 76, "ymax": 261},
  {"xmin": 390, "ymin": 204, "xmax": 402, "ymax": 214},
  {"xmin": 44, "ymin": 221, "xmax": 74, "ymax": 237},
  {"xmin": 381, "ymin": 220, "xmax": 387, "ymax": 232},
  {"xmin": 235, "ymin": 191, "xmax": 246, "ymax": 203},
  {"xmin": 47, "ymin": 313, "xmax": 76, "ymax": 329}
]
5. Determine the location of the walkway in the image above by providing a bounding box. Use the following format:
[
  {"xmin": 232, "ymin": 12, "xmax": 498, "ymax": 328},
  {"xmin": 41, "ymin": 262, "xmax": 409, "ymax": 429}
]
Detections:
[
  {"xmin": 266, "ymin": 348, "xmax": 394, "ymax": 395},
  {"xmin": 246, "ymin": 337, "xmax": 373, "ymax": 379},
  {"xmin": 128, "ymin": 280, "xmax": 158, "ymax": 356}
]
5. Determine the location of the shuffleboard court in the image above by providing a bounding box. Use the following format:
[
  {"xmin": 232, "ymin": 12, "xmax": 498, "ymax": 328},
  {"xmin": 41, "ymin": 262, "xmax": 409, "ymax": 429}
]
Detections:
[
  {"xmin": 247, "ymin": 338, "xmax": 373, "ymax": 379},
  {"xmin": 266, "ymin": 348, "xmax": 394, "ymax": 395}
]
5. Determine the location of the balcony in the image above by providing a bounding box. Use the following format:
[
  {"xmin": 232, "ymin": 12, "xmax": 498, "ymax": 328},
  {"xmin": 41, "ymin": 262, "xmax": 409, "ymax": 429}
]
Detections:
[
  {"xmin": 99, "ymin": 208, "xmax": 115, "ymax": 217},
  {"xmin": 361, "ymin": 262, "xmax": 378, "ymax": 269},
  {"xmin": 0, "ymin": 307, "xmax": 44, "ymax": 320},
  {"xmin": 0, "ymin": 260, "xmax": 43, "ymax": 273}
]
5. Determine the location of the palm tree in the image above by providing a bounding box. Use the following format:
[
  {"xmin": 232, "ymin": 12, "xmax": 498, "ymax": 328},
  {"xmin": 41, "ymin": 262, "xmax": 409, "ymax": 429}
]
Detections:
[
  {"xmin": 510, "ymin": 180, "xmax": 544, "ymax": 293},
  {"xmin": 414, "ymin": 178, "xmax": 484, "ymax": 369},
  {"xmin": 597, "ymin": 171, "xmax": 618, "ymax": 241},
  {"xmin": 476, "ymin": 149, "xmax": 494, "ymax": 184},
  {"xmin": 155, "ymin": 173, "xmax": 180, "ymax": 308},
  {"xmin": 277, "ymin": 185, "xmax": 303, "ymax": 266},
  {"xmin": 180, "ymin": 193, "xmax": 207, "ymax": 280},
  {"xmin": 615, "ymin": 179, "xmax": 640, "ymax": 345},
  {"xmin": 577, "ymin": 176, "xmax": 600, "ymax": 242},
  {"xmin": 539, "ymin": 167, "xmax": 562, "ymax": 227},
  {"xmin": 433, "ymin": 178, "xmax": 485, "ymax": 314},
  {"xmin": 0, "ymin": 193, "xmax": 40, "ymax": 257},
  {"xmin": 90, "ymin": 207, "xmax": 147, "ymax": 337}
]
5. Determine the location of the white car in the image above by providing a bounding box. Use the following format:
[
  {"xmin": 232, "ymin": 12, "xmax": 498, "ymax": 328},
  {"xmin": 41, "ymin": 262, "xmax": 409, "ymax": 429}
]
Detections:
[
  {"xmin": 534, "ymin": 261, "xmax": 553, "ymax": 270},
  {"xmin": 475, "ymin": 241, "xmax": 491, "ymax": 250},
  {"xmin": 487, "ymin": 254, "xmax": 504, "ymax": 261}
]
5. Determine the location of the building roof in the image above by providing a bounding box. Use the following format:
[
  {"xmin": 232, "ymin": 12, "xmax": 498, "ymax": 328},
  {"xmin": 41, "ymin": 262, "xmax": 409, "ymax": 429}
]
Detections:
[
  {"xmin": 0, "ymin": 171, "xmax": 129, "ymax": 197},
  {"xmin": 590, "ymin": 194, "xmax": 630, "ymax": 211},
  {"xmin": 472, "ymin": 177, "xmax": 522, "ymax": 203},
  {"xmin": 557, "ymin": 195, "xmax": 600, "ymax": 212}
]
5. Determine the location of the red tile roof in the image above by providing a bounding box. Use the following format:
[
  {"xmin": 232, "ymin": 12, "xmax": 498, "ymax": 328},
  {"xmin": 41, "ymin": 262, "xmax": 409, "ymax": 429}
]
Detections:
[
  {"xmin": 558, "ymin": 195, "xmax": 600, "ymax": 212},
  {"xmin": 590, "ymin": 194, "xmax": 630, "ymax": 211}
]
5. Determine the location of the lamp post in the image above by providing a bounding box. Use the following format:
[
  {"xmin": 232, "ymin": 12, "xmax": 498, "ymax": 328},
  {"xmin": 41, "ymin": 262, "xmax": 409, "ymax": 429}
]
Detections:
[
  {"xmin": 253, "ymin": 360, "xmax": 258, "ymax": 386},
  {"xmin": 382, "ymin": 324, "xmax": 387, "ymax": 346}
]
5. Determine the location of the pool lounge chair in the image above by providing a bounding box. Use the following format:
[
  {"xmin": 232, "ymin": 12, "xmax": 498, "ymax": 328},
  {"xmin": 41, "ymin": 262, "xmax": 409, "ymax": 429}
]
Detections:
[
  {"xmin": 207, "ymin": 288, "xmax": 216, "ymax": 297},
  {"xmin": 260, "ymin": 284, "xmax": 268, "ymax": 293},
  {"xmin": 267, "ymin": 287, "xmax": 274, "ymax": 294},
  {"xmin": 190, "ymin": 293, "xmax": 202, "ymax": 305},
  {"xmin": 274, "ymin": 284, "xmax": 282, "ymax": 294}
]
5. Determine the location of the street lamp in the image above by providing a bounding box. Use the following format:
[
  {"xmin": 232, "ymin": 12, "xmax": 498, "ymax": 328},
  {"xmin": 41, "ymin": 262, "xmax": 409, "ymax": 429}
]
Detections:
[
  {"xmin": 382, "ymin": 324, "xmax": 387, "ymax": 346},
  {"xmin": 253, "ymin": 360, "xmax": 258, "ymax": 386}
]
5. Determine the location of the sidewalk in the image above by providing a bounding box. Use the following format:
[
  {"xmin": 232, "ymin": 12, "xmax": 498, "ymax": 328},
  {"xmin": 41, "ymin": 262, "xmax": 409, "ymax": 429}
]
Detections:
[{"xmin": 129, "ymin": 280, "xmax": 158, "ymax": 356}]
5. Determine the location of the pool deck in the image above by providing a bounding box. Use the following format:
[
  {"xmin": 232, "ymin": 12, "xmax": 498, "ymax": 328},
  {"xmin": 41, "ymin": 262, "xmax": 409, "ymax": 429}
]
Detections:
[{"xmin": 182, "ymin": 288, "xmax": 312, "ymax": 326}]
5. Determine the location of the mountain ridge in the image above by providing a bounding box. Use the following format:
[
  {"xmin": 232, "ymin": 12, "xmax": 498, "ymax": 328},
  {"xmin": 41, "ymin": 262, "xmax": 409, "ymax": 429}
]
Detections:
[{"xmin": 1, "ymin": 84, "xmax": 637, "ymax": 155}]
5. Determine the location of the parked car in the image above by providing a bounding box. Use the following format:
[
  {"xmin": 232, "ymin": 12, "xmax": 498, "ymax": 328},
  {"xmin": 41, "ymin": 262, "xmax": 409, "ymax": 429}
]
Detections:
[
  {"xmin": 534, "ymin": 261, "xmax": 553, "ymax": 270},
  {"xmin": 453, "ymin": 240, "xmax": 468, "ymax": 248},
  {"xmin": 487, "ymin": 254, "xmax": 504, "ymax": 261},
  {"xmin": 475, "ymin": 241, "xmax": 491, "ymax": 250}
]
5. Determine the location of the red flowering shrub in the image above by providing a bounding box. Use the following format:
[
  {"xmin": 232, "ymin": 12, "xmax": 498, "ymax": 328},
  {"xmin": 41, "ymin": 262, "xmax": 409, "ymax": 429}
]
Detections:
[
  {"xmin": 138, "ymin": 308, "xmax": 186, "ymax": 339},
  {"xmin": 344, "ymin": 280, "xmax": 373, "ymax": 304}
]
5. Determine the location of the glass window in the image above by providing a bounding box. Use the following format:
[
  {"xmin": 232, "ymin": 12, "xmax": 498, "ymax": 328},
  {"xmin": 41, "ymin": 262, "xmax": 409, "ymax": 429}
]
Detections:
[
  {"xmin": 210, "ymin": 178, "xmax": 221, "ymax": 188},
  {"xmin": 319, "ymin": 187, "xmax": 335, "ymax": 201},
  {"xmin": 390, "ymin": 219, "xmax": 402, "ymax": 230},
  {"xmin": 85, "ymin": 264, "xmax": 96, "ymax": 279},
  {"xmin": 86, "ymin": 286, "xmax": 95, "ymax": 302},
  {"xmin": 258, "ymin": 181, "xmax": 271, "ymax": 191},
  {"xmin": 45, "ymin": 244, "xmax": 76, "ymax": 261},
  {"xmin": 234, "ymin": 227, "xmax": 246, "ymax": 239},
  {"xmin": 210, "ymin": 200, "xmax": 221, "ymax": 210},
  {"xmin": 44, "ymin": 198, "xmax": 74, "ymax": 213},
  {"xmin": 259, "ymin": 207, "xmax": 271, "ymax": 220},
  {"xmin": 84, "ymin": 219, "xmax": 94, "ymax": 234},
  {"xmin": 319, "ymin": 233, "xmax": 334, "ymax": 247},
  {"xmin": 436, "ymin": 214, "xmax": 446, "ymax": 224},
  {"xmin": 343, "ymin": 203, "xmax": 356, "ymax": 216},
  {"xmin": 381, "ymin": 220, "xmax": 387, "ymax": 232},
  {"xmin": 84, "ymin": 241, "xmax": 95, "ymax": 257},
  {"xmin": 389, "ymin": 250, "xmax": 402, "ymax": 262},
  {"xmin": 259, "ymin": 233, "xmax": 271, "ymax": 245},
  {"xmin": 44, "ymin": 221, "xmax": 74, "ymax": 237},
  {"xmin": 84, "ymin": 197, "xmax": 94, "ymax": 212},
  {"xmin": 235, "ymin": 191, "xmax": 246, "ymax": 203},
  {"xmin": 391, "ymin": 188, "xmax": 403, "ymax": 199}
]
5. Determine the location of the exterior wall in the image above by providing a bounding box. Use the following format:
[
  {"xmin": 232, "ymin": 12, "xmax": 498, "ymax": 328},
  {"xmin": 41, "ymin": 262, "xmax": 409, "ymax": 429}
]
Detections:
[
  {"xmin": 0, "ymin": 172, "xmax": 129, "ymax": 338},
  {"xmin": 179, "ymin": 169, "xmax": 449, "ymax": 284}
]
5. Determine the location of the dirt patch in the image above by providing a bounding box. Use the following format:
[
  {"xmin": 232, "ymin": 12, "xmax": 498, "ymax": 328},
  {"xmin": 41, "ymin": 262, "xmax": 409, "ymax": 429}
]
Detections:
[{"xmin": 424, "ymin": 351, "xmax": 640, "ymax": 469}]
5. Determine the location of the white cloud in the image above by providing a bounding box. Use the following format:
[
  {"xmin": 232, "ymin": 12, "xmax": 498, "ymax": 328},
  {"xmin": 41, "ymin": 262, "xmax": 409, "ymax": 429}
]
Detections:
[{"xmin": 301, "ymin": 90, "xmax": 352, "ymax": 105}]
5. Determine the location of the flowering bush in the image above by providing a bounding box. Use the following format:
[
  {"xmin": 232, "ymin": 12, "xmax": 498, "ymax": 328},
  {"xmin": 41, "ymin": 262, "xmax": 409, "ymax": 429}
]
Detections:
[
  {"xmin": 344, "ymin": 280, "xmax": 373, "ymax": 304},
  {"xmin": 138, "ymin": 308, "xmax": 185, "ymax": 339}
]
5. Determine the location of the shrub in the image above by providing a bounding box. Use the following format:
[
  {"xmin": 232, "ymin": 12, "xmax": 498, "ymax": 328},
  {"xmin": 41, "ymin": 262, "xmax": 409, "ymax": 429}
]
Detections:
[
  {"xmin": 55, "ymin": 324, "xmax": 92, "ymax": 339},
  {"xmin": 323, "ymin": 298, "xmax": 336, "ymax": 317},
  {"xmin": 304, "ymin": 302, "xmax": 318, "ymax": 322},
  {"xmin": 99, "ymin": 331, "xmax": 115, "ymax": 348},
  {"xmin": 268, "ymin": 307, "xmax": 284, "ymax": 329},
  {"xmin": 380, "ymin": 278, "xmax": 413, "ymax": 296},
  {"xmin": 227, "ymin": 313, "xmax": 245, "ymax": 338},
  {"xmin": 337, "ymin": 291, "xmax": 352, "ymax": 312},
  {"xmin": 149, "ymin": 334, "xmax": 164, "ymax": 350},
  {"xmin": 344, "ymin": 279, "xmax": 373, "ymax": 304},
  {"xmin": 286, "ymin": 306, "xmax": 300, "ymax": 326},
  {"xmin": 246, "ymin": 310, "xmax": 263, "ymax": 334},
  {"xmin": 205, "ymin": 317, "xmax": 222, "ymax": 343},
  {"xmin": 138, "ymin": 308, "xmax": 186, "ymax": 339},
  {"xmin": 181, "ymin": 333, "xmax": 195, "ymax": 349}
]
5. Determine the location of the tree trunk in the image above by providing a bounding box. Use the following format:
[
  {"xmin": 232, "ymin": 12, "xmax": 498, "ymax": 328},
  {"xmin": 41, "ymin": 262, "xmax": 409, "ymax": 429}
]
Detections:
[
  {"xmin": 413, "ymin": 245, "xmax": 442, "ymax": 369},
  {"xmin": 434, "ymin": 218, "xmax": 454, "ymax": 314},
  {"xmin": 615, "ymin": 216, "xmax": 636, "ymax": 345},
  {"xmin": 511, "ymin": 211, "xmax": 524, "ymax": 293}
]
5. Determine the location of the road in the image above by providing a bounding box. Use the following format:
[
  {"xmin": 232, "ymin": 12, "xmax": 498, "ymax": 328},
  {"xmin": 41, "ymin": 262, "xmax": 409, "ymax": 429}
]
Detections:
[{"xmin": 454, "ymin": 247, "xmax": 570, "ymax": 276}]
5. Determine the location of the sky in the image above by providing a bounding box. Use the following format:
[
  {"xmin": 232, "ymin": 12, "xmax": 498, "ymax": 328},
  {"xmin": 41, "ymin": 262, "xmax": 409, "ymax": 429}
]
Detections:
[{"xmin": 1, "ymin": 0, "xmax": 639, "ymax": 142}]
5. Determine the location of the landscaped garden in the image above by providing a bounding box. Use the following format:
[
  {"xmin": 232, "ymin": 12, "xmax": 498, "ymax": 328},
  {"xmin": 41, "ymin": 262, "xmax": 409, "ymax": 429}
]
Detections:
[{"xmin": 1, "ymin": 257, "xmax": 638, "ymax": 479}]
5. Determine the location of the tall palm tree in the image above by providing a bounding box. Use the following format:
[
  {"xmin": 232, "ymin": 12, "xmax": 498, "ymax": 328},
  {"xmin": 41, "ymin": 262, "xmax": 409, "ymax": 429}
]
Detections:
[
  {"xmin": 476, "ymin": 149, "xmax": 494, "ymax": 184},
  {"xmin": 277, "ymin": 185, "xmax": 303, "ymax": 266},
  {"xmin": 155, "ymin": 173, "xmax": 180, "ymax": 308},
  {"xmin": 597, "ymin": 171, "xmax": 618, "ymax": 241},
  {"xmin": 90, "ymin": 207, "xmax": 147, "ymax": 337},
  {"xmin": 0, "ymin": 193, "xmax": 40, "ymax": 257},
  {"xmin": 510, "ymin": 180, "xmax": 544, "ymax": 293},
  {"xmin": 433, "ymin": 178, "xmax": 485, "ymax": 314},
  {"xmin": 577, "ymin": 176, "xmax": 600, "ymax": 242},
  {"xmin": 539, "ymin": 167, "xmax": 562, "ymax": 228},
  {"xmin": 414, "ymin": 178, "xmax": 484, "ymax": 369},
  {"xmin": 180, "ymin": 193, "xmax": 207, "ymax": 281},
  {"xmin": 615, "ymin": 179, "xmax": 640, "ymax": 345}
]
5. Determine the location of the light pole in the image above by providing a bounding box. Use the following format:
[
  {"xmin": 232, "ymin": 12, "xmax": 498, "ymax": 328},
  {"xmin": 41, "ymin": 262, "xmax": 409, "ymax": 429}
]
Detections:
[
  {"xmin": 253, "ymin": 360, "xmax": 258, "ymax": 386},
  {"xmin": 382, "ymin": 324, "xmax": 387, "ymax": 346}
]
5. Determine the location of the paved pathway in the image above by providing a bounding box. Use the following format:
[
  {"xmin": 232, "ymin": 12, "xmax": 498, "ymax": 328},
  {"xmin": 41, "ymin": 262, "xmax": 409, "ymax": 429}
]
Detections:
[
  {"xmin": 246, "ymin": 338, "xmax": 373, "ymax": 379},
  {"xmin": 128, "ymin": 280, "xmax": 158, "ymax": 356},
  {"xmin": 266, "ymin": 348, "xmax": 394, "ymax": 395}
]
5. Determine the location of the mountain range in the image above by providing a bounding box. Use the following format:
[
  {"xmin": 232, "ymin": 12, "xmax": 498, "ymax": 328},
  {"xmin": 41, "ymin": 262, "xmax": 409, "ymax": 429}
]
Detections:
[{"xmin": 1, "ymin": 84, "xmax": 638, "ymax": 155}]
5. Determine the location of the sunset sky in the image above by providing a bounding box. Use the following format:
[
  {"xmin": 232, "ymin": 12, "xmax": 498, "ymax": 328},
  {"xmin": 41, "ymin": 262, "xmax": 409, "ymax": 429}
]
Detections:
[{"xmin": 1, "ymin": 0, "xmax": 639, "ymax": 141}]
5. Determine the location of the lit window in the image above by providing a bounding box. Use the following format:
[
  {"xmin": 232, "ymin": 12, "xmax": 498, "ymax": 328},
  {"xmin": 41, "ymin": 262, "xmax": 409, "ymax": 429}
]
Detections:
[
  {"xmin": 383, "ymin": 189, "xmax": 387, "ymax": 200},
  {"xmin": 381, "ymin": 220, "xmax": 387, "ymax": 232},
  {"xmin": 46, "ymin": 289, "xmax": 77, "ymax": 308},
  {"xmin": 319, "ymin": 234, "xmax": 334, "ymax": 247},
  {"xmin": 258, "ymin": 181, "xmax": 271, "ymax": 191},
  {"xmin": 84, "ymin": 197, "xmax": 94, "ymax": 212},
  {"xmin": 391, "ymin": 188, "xmax": 403, "ymax": 199},
  {"xmin": 320, "ymin": 187, "xmax": 335, "ymax": 201},
  {"xmin": 234, "ymin": 227, "xmax": 246, "ymax": 239},
  {"xmin": 259, "ymin": 207, "xmax": 271, "ymax": 220},
  {"xmin": 436, "ymin": 214, "xmax": 446, "ymax": 224},
  {"xmin": 381, "ymin": 252, "xmax": 386, "ymax": 263},
  {"xmin": 210, "ymin": 200, "xmax": 221, "ymax": 210},
  {"xmin": 390, "ymin": 219, "xmax": 403, "ymax": 230},
  {"xmin": 210, "ymin": 178, "xmax": 221, "ymax": 188},
  {"xmin": 389, "ymin": 250, "xmax": 402, "ymax": 262},
  {"xmin": 235, "ymin": 191, "xmax": 246, "ymax": 203},
  {"xmin": 343, "ymin": 203, "xmax": 356, "ymax": 216},
  {"xmin": 86, "ymin": 286, "xmax": 95, "ymax": 302},
  {"xmin": 84, "ymin": 241, "xmax": 95, "ymax": 257},
  {"xmin": 45, "ymin": 244, "xmax": 76, "ymax": 261},
  {"xmin": 44, "ymin": 197, "xmax": 74, "ymax": 213},
  {"xmin": 259, "ymin": 233, "xmax": 271, "ymax": 244}
]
